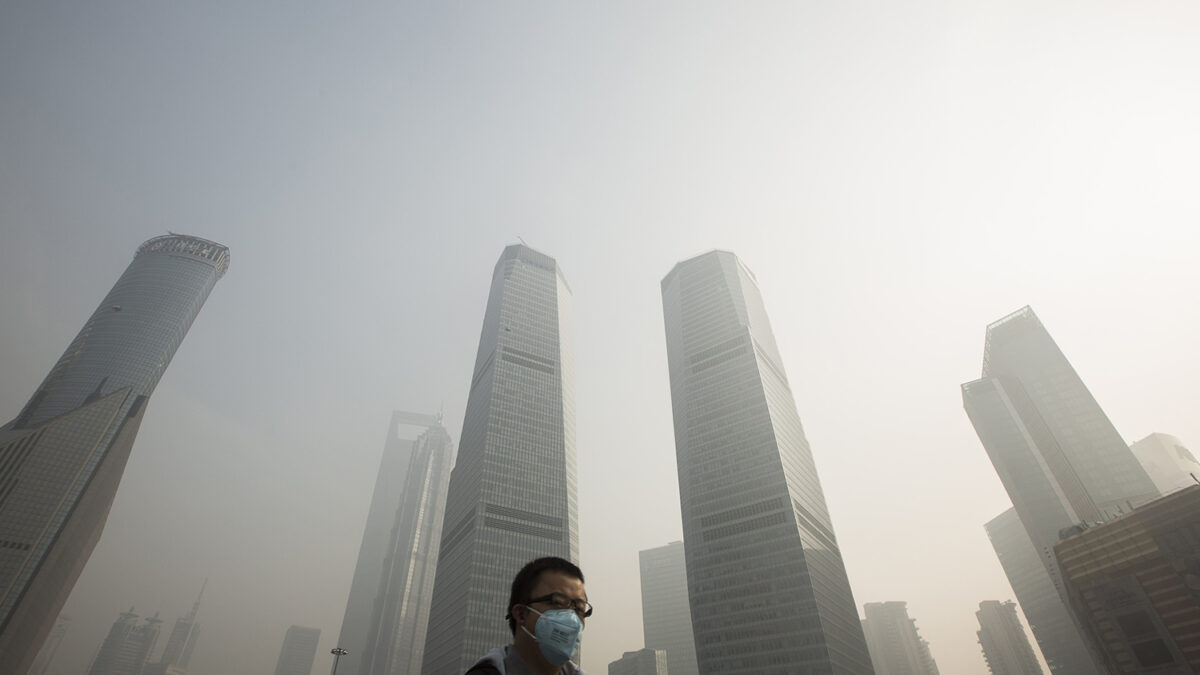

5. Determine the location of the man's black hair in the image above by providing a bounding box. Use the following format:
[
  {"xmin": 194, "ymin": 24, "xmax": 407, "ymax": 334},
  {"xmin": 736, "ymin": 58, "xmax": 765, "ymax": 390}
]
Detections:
[{"xmin": 506, "ymin": 556, "xmax": 585, "ymax": 635}]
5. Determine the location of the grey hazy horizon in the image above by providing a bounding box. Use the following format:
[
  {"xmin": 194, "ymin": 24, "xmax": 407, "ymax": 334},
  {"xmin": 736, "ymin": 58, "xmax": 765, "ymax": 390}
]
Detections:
[{"xmin": 2, "ymin": 2, "xmax": 1198, "ymax": 674}]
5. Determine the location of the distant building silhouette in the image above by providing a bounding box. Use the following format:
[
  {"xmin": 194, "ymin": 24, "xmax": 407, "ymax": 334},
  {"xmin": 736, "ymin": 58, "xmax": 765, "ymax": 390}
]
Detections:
[
  {"xmin": 976, "ymin": 601, "xmax": 1044, "ymax": 675},
  {"xmin": 608, "ymin": 648, "xmax": 668, "ymax": 675},
  {"xmin": 963, "ymin": 306, "xmax": 1158, "ymax": 673},
  {"xmin": 983, "ymin": 508, "xmax": 1080, "ymax": 672},
  {"xmin": 356, "ymin": 413, "xmax": 454, "ymax": 675},
  {"xmin": 337, "ymin": 413, "xmax": 420, "ymax": 675},
  {"xmin": 661, "ymin": 251, "xmax": 872, "ymax": 673},
  {"xmin": 145, "ymin": 580, "xmax": 205, "ymax": 675},
  {"xmin": 1130, "ymin": 432, "xmax": 1200, "ymax": 496},
  {"xmin": 422, "ymin": 245, "xmax": 579, "ymax": 674},
  {"xmin": 273, "ymin": 625, "xmax": 321, "ymax": 675},
  {"xmin": 29, "ymin": 614, "xmax": 69, "ymax": 675},
  {"xmin": 639, "ymin": 541, "xmax": 697, "ymax": 675},
  {"xmin": 1055, "ymin": 484, "xmax": 1200, "ymax": 673},
  {"xmin": 88, "ymin": 608, "xmax": 162, "ymax": 675},
  {"xmin": 0, "ymin": 235, "xmax": 228, "ymax": 674},
  {"xmin": 861, "ymin": 601, "xmax": 939, "ymax": 675}
]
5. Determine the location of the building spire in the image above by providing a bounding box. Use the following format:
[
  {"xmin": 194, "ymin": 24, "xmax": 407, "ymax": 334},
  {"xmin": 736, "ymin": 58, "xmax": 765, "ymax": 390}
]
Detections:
[{"xmin": 187, "ymin": 578, "xmax": 207, "ymax": 622}]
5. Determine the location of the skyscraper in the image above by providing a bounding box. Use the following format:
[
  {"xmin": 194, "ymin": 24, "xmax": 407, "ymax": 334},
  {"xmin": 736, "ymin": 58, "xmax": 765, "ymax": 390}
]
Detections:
[
  {"xmin": 147, "ymin": 580, "xmax": 206, "ymax": 675},
  {"xmin": 860, "ymin": 602, "xmax": 939, "ymax": 675},
  {"xmin": 273, "ymin": 625, "xmax": 321, "ymax": 675},
  {"xmin": 984, "ymin": 508, "xmax": 1089, "ymax": 672},
  {"xmin": 661, "ymin": 250, "xmax": 873, "ymax": 674},
  {"xmin": 639, "ymin": 541, "xmax": 697, "ymax": 675},
  {"xmin": 337, "ymin": 412, "xmax": 453, "ymax": 675},
  {"xmin": 88, "ymin": 608, "xmax": 162, "ymax": 675},
  {"xmin": 422, "ymin": 245, "xmax": 578, "ymax": 674},
  {"xmin": 1130, "ymin": 432, "xmax": 1200, "ymax": 496},
  {"xmin": 0, "ymin": 234, "xmax": 228, "ymax": 673},
  {"xmin": 359, "ymin": 414, "xmax": 454, "ymax": 675},
  {"xmin": 976, "ymin": 601, "xmax": 1044, "ymax": 675},
  {"xmin": 962, "ymin": 306, "xmax": 1159, "ymax": 673}
]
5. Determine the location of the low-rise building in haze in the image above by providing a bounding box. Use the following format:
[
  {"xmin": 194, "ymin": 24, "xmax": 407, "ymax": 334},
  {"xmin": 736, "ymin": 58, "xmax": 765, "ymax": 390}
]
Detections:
[
  {"xmin": 609, "ymin": 648, "xmax": 668, "ymax": 675},
  {"xmin": 1054, "ymin": 484, "xmax": 1200, "ymax": 673}
]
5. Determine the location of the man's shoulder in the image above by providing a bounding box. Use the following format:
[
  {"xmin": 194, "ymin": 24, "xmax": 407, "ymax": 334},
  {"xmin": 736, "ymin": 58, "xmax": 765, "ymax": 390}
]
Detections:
[{"xmin": 464, "ymin": 646, "xmax": 508, "ymax": 675}]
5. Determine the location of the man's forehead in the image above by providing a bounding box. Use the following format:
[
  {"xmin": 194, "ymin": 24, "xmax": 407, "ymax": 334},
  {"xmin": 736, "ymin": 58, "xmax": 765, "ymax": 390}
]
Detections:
[{"xmin": 534, "ymin": 570, "xmax": 587, "ymax": 598}]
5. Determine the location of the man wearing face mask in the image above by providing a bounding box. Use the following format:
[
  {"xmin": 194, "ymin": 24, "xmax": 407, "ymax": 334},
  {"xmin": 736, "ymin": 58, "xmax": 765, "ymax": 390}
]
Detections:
[{"xmin": 465, "ymin": 556, "xmax": 590, "ymax": 675}]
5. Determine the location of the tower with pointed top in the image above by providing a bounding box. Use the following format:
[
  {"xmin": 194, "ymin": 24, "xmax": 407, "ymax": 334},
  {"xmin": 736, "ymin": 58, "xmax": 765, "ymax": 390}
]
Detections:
[
  {"xmin": 0, "ymin": 235, "xmax": 228, "ymax": 673},
  {"xmin": 147, "ymin": 580, "xmax": 206, "ymax": 675}
]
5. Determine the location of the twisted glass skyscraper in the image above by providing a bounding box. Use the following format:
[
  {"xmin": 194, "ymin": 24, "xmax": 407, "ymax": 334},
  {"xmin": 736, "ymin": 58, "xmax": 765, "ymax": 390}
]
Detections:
[
  {"xmin": 421, "ymin": 244, "xmax": 577, "ymax": 674},
  {"xmin": 0, "ymin": 234, "xmax": 228, "ymax": 673},
  {"xmin": 661, "ymin": 250, "xmax": 873, "ymax": 674}
]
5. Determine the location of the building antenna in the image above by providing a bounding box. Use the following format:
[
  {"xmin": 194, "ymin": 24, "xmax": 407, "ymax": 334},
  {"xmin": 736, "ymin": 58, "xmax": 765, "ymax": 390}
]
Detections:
[{"xmin": 517, "ymin": 236, "xmax": 529, "ymax": 247}]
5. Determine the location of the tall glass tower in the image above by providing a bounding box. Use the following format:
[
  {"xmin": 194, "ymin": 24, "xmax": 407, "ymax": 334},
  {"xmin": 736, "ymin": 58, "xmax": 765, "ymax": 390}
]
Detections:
[
  {"xmin": 639, "ymin": 541, "xmax": 698, "ymax": 675},
  {"xmin": 0, "ymin": 235, "xmax": 228, "ymax": 673},
  {"xmin": 661, "ymin": 251, "xmax": 873, "ymax": 674},
  {"xmin": 962, "ymin": 305, "xmax": 1159, "ymax": 674},
  {"xmin": 337, "ymin": 412, "xmax": 450, "ymax": 675},
  {"xmin": 421, "ymin": 245, "xmax": 577, "ymax": 674},
  {"xmin": 359, "ymin": 414, "xmax": 454, "ymax": 675}
]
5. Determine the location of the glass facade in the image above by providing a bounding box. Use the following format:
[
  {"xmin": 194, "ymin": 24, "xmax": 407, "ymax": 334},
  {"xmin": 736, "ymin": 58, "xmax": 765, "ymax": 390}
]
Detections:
[
  {"xmin": 360, "ymin": 417, "xmax": 454, "ymax": 675},
  {"xmin": 421, "ymin": 245, "xmax": 578, "ymax": 674},
  {"xmin": 0, "ymin": 235, "xmax": 227, "ymax": 673},
  {"xmin": 336, "ymin": 414, "xmax": 419, "ymax": 675},
  {"xmin": 661, "ymin": 251, "xmax": 873, "ymax": 674},
  {"xmin": 639, "ymin": 541, "xmax": 698, "ymax": 675}
]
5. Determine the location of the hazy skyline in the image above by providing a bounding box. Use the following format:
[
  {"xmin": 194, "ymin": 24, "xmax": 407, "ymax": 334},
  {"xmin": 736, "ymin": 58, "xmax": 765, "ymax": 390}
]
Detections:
[{"xmin": 2, "ymin": 2, "xmax": 1198, "ymax": 674}]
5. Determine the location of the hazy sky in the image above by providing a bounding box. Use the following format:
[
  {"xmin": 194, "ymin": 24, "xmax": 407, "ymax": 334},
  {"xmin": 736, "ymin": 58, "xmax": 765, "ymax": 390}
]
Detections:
[{"xmin": 2, "ymin": 2, "xmax": 1198, "ymax": 674}]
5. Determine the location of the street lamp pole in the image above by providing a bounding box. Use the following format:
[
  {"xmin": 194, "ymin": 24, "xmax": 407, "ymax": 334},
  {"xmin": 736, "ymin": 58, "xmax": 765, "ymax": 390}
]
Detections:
[{"xmin": 330, "ymin": 647, "xmax": 348, "ymax": 675}]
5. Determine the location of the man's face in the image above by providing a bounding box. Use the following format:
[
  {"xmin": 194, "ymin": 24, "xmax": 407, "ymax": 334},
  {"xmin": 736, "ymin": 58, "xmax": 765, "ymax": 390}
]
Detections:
[{"xmin": 515, "ymin": 569, "xmax": 589, "ymax": 634}]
